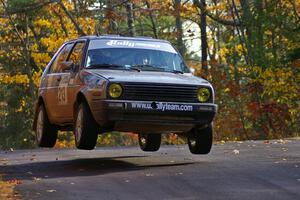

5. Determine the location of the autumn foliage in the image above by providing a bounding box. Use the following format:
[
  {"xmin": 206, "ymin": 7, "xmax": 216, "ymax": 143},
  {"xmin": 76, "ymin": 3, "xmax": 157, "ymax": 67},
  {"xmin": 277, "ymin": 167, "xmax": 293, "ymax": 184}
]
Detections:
[{"xmin": 0, "ymin": 0, "xmax": 299, "ymax": 149}]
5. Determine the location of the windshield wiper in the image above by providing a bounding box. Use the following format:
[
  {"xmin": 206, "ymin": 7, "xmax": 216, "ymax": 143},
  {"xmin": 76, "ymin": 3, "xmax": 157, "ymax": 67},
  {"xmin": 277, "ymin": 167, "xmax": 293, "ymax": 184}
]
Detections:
[
  {"xmin": 170, "ymin": 70, "xmax": 184, "ymax": 74},
  {"xmin": 132, "ymin": 64, "xmax": 151, "ymax": 67},
  {"xmin": 86, "ymin": 63, "xmax": 125, "ymax": 69},
  {"xmin": 87, "ymin": 63, "xmax": 140, "ymax": 72},
  {"xmin": 127, "ymin": 66, "xmax": 141, "ymax": 72},
  {"xmin": 131, "ymin": 64, "xmax": 165, "ymax": 71}
]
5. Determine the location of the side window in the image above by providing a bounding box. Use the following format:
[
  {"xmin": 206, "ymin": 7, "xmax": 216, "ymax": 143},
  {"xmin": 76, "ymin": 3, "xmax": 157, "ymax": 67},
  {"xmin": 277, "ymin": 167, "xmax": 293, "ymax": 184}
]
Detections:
[
  {"xmin": 68, "ymin": 42, "xmax": 85, "ymax": 68},
  {"xmin": 49, "ymin": 43, "xmax": 73, "ymax": 73}
]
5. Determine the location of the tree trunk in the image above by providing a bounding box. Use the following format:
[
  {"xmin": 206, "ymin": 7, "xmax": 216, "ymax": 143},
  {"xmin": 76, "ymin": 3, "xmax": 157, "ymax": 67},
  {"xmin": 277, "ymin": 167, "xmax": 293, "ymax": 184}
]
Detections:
[
  {"xmin": 174, "ymin": 0, "xmax": 185, "ymax": 56},
  {"xmin": 193, "ymin": 0, "xmax": 209, "ymax": 77},
  {"xmin": 58, "ymin": 1, "xmax": 86, "ymax": 36},
  {"xmin": 106, "ymin": 0, "xmax": 118, "ymax": 34},
  {"xmin": 138, "ymin": 18, "xmax": 144, "ymax": 36},
  {"xmin": 126, "ymin": 3, "xmax": 135, "ymax": 37},
  {"xmin": 200, "ymin": 0, "xmax": 208, "ymax": 77},
  {"xmin": 145, "ymin": 1, "xmax": 158, "ymax": 38}
]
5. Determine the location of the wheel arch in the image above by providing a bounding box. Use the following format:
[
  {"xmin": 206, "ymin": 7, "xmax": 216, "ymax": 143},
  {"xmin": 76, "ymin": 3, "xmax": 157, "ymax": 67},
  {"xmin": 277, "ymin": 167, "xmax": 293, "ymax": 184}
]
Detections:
[
  {"xmin": 73, "ymin": 92, "xmax": 88, "ymax": 119},
  {"xmin": 32, "ymin": 96, "xmax": 46, "ymax": 131},
  {"xmin": 73, "ymin": 91, "xmax": 100, "ymax": 129}
]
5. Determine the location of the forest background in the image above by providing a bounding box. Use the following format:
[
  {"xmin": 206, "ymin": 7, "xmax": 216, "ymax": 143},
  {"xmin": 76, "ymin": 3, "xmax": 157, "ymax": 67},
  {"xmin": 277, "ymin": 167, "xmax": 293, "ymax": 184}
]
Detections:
[{"xmin": 0, "ymin": 0, "xmax": 299, "ymax": 149}]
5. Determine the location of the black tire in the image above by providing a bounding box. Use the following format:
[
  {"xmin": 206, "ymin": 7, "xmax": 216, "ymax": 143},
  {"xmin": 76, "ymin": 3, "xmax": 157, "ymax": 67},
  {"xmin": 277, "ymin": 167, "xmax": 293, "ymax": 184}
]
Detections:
[
  {"xmin": 187, "ymin": 124, "xmax": 213, "ymax": 154},
  {"xmin": 74, "ymin": 102, "xmax": 98, "ymax": 150},
  {"xmin": 138, "ymin": 133, "xmax": 161, "ymax": 152},
  {"xmin": 35, "ymin": 104, "xmax": 58, "ymax": 148}
]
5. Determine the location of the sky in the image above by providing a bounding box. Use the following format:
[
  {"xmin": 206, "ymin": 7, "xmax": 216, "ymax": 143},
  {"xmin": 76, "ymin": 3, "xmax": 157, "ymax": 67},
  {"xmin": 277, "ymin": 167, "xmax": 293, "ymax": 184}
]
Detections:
[{"xmin": 183, "ymin": 20, "xmax": 202, "ymax": 58}]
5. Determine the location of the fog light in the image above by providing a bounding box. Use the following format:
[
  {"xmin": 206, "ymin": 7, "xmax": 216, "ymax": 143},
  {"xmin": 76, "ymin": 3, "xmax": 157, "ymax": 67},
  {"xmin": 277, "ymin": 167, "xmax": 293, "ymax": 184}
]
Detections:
[
  {"xmin": 197, "ymin": 88, "xmax": 210, "ymax": 102},
  {"xmin": 108, "ymin": 83, "xmax": 123, "ymax": 98}
]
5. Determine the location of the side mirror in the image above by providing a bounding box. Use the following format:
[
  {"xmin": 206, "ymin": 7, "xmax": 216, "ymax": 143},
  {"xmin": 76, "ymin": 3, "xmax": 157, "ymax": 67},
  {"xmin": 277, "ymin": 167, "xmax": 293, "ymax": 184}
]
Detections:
[{"xmin": 61, "ymin": 61, "xmax": 74, "ymax": 72}]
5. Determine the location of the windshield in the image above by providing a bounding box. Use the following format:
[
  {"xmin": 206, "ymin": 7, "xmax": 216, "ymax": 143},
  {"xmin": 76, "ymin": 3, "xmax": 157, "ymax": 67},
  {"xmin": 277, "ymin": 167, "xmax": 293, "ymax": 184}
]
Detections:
[{"xmin": 85, "ymin": 40, "xmax": 190, "ymax": 73}]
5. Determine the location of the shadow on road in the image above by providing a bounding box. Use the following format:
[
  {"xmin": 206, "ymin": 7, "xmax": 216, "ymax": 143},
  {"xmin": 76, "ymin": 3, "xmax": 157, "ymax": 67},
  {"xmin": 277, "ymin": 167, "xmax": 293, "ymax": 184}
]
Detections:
[{"xmin": 1, "ymin": 155, "xmax": 195, "ymax": 181}]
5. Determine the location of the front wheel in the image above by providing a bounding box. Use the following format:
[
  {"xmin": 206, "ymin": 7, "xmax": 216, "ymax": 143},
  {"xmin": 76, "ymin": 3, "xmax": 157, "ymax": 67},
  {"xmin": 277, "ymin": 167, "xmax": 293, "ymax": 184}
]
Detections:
[
  {"xmin": 74, "ymin": 102, "xmax": 99, "ymax": 150},
  {"xmin": 35, "ymin": 104, "xmax": 58, "ymax": 148},
  {"xmin": 138, "ymin": 134, "xmax": 161, "ymax": 152},
  {"xmin": 187, "ymin": 124, "xmax": 213, "ymax": 154}
]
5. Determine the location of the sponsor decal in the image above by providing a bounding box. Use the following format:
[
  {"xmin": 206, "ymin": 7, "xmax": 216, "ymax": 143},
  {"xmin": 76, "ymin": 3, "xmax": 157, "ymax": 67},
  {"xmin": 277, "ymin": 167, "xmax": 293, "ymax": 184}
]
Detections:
[
  {"xmin": 57, "ymin": 75, "xmax": 69, "ymax": 105},
  {"xmin": 107, "ymin": 40, "xmax": 135, "ymax": 47},
  {"xmin": 130, "ymin": 102, "xmax": 193, "ymax": 112},
  {"xmin": 106, "ymin": 40, "xmax": 161, "ymax": 49},
  {"xmin": 69, "ymin": 78, "xmax": 74, "ymax": 85}
]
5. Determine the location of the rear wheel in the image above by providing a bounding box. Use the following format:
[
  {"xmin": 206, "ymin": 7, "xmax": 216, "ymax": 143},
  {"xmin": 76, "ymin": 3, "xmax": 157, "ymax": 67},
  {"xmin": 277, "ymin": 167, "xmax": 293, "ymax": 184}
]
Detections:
[
  {"xmin": 187, "ymin": 124, "xmax": 213, "ymax": 154},
  {"xmin": 74, "ymin": 102, "xmax": 98, "ymax": 150},
  {"xmin": 138, "ymin": 133, "xmax": 161, "ymax": 152},
  {"xmin": 35, "ymin": 104, "xmax": 58, "ymax": 148}
]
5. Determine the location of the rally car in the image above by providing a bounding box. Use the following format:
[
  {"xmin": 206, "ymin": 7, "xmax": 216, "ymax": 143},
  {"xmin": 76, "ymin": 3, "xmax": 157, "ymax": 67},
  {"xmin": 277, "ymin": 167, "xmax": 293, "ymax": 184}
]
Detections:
[{"xmin": 33, "ymin": 35, "xmax": 217, "ymax": 154}]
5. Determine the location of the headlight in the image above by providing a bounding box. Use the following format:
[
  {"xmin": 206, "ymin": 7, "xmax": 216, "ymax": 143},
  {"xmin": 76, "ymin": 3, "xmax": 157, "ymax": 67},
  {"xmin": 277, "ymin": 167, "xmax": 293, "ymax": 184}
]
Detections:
[
  {"xmin": 197, "ymin": 88, "xmax": 211, "ymax": 102},
  {"xmin": 108, "ymin": 83, "xmax": 123, "ymax": 98},
  {"xmin": 83, "ymin": 73, "xmax": 104, "ymax": 89}
]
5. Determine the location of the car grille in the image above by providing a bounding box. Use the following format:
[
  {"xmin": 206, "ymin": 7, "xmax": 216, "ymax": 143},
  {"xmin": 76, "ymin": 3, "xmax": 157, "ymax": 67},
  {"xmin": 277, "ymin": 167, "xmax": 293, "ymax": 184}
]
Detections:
[{"xmin": 121, "ymin": 83, "xmax": 201, "ymax": 103}]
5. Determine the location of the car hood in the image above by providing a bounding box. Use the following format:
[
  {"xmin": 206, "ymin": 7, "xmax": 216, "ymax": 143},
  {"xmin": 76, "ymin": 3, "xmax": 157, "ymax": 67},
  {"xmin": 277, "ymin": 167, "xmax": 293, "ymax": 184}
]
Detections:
[{"xmin": 89, "ymin": 69, "xmax": 210, "ymax": 86}]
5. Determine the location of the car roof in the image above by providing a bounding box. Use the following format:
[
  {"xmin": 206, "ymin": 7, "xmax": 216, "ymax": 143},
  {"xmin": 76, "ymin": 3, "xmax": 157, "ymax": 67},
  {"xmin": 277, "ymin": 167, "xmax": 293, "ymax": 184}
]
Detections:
[{"xmin": 69, "ymin": 35, "xmax": 171, "ymax": 44}]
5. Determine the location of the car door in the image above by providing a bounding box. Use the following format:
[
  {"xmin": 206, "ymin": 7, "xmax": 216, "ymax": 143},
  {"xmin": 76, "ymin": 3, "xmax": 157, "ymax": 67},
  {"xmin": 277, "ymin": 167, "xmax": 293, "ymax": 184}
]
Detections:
[
  {"xmin": 57, "ymin": 41, "xmax": 86, "ymax": 121},
  {"xmin": 44, "ymin": 43, "xmax": 74, "ymax": 123}
]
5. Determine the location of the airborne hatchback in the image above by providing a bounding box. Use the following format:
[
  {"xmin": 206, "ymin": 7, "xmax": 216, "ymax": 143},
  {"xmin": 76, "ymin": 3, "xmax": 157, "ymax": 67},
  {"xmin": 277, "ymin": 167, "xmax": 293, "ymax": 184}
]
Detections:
[{"xmin": 33, "ymin": 35, "xmax": 217, "ymax": 154}]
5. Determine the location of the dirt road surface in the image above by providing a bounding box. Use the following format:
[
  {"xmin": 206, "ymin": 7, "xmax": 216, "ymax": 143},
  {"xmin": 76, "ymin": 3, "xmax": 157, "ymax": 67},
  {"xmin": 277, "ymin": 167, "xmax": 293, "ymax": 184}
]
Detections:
[{"xmin": 1, "ymin": 140, "xmax": 299, "ymax": 200}]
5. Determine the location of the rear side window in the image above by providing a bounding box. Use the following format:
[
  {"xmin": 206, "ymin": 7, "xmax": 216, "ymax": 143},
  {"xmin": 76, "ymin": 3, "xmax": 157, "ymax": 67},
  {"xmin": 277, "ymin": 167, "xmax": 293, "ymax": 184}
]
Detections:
[
  {"xmin": 68, "ymin": 42, "xmax": 85, "ymax": 68},
  {"xmin": 49, "ymin": 43, "xmax": 73, "ymax": 73}
]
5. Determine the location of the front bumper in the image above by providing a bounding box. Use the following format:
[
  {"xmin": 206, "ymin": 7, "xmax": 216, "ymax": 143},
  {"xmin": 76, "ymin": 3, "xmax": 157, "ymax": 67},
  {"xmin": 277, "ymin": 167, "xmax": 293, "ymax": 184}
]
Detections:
[{"xmin": 90, "ymin": 100, "xmax": 217, "ymax": 133}]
